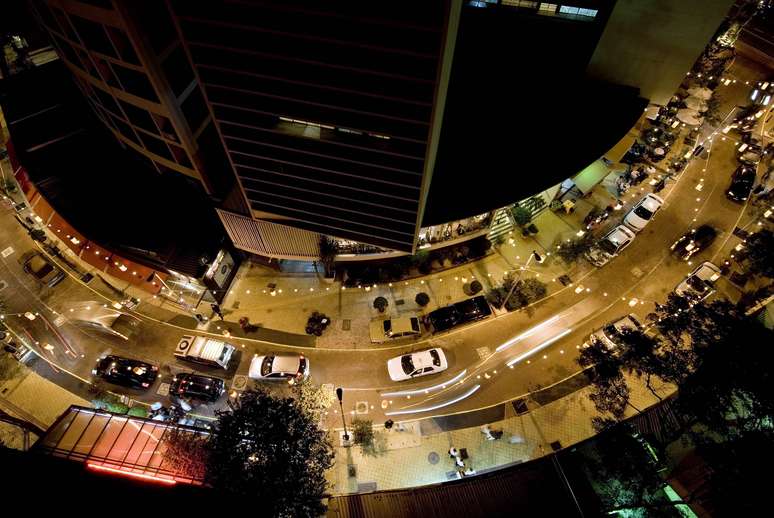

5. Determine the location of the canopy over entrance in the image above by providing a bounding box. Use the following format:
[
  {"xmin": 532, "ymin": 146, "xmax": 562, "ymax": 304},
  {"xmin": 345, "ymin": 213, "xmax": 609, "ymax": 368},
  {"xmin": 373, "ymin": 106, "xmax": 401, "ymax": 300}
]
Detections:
[{"xmin": 571, "ymin": 159, "xmax": 610, "ymax": 194}]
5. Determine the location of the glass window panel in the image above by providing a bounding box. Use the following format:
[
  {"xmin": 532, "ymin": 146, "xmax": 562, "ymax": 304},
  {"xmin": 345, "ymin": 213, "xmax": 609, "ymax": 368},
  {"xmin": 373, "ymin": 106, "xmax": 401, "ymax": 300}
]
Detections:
[
  {"xmin": 70, "ymin": 15, "xmax": 116, "ymax": 57},
  {"xmin": 55, "ymin": 411, "xmax": 94, "ymax": 453},
  {"xmin": 105, "ymin": 418, "xmax": 141, "ymax": 462}
]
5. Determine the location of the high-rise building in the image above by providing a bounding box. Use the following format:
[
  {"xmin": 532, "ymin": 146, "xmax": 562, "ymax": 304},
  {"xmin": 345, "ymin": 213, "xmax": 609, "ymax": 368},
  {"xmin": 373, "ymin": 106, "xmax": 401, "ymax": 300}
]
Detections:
[{"xmin": 24, "ymin": 0, "xmax": 735, "ymax": 262}]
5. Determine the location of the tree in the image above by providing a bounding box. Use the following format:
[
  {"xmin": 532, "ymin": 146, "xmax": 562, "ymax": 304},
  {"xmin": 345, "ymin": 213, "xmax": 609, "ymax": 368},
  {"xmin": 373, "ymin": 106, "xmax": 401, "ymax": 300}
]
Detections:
[
  {"xmin": 555, "ymin": 234, "xmax": 595, "ymax": 264},
  {"xmin": 373, "ymin": 296, "xmax": 388, "ymax": 313},
  {"xmin": 415, "ymin": 292, "xmax": 430, "ymax": 307},
  {"xmin": 741, "ymin": 229, "xmax": 774, "ymax": 279},
  {"xmin": 291, "ymin": 377, "xmax": 336, "ymax": 423},
  {"xmin": 511, "ymin": 205, "xmax": 532, "ymax": 227},
  {"xmin": 318, "ymin": 235, "xmax": 337, "ymax": 277},
  {"xmin": 352, "ymin": 418, "xmax": 374, "ymax": 452},
  {"xmin": 205, "ymin": 388, "xmax": 334, "ymax": 517},
  {"xmin": 578, "ymin": 338, "xmax": 634, "ymax": 422},
  {"xmin": 162, "ymin": 426, "xmax": 209, "ymax": 482},
  {"xmin": 0, "ymin": 354, "xmax": 21, "ymax": 382}
]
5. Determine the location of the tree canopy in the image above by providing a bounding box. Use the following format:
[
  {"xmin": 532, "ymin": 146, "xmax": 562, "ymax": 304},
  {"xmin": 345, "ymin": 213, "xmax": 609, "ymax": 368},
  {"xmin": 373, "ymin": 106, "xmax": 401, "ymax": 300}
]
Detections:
[{"xmin": 205, "ymin": 388, "xmax": 334, "ymax": 517}]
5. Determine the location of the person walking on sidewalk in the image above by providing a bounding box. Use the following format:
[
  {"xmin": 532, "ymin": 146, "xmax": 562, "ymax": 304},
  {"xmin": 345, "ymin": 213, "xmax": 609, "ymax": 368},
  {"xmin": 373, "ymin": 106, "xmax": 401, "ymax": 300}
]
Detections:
[{"xmin": 210, "ymin": 303, "xmax": 224, "ymax": 320}]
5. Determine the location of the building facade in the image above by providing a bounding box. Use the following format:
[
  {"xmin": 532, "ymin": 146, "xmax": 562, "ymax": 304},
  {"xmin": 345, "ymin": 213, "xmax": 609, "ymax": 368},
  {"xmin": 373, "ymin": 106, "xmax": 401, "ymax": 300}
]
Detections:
[{"xmin": 25, "ymin": 0, "xmax": 735, "ymax": 262}]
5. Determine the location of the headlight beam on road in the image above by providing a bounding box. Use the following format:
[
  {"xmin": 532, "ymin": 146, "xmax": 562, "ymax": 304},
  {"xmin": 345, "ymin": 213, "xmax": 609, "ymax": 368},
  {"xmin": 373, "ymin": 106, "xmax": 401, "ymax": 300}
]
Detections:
[
  {"xmin": 506, "ymin": 329, "xmax": 573, "ymax": 367},
  {"xmin": 385, "ymin": 384, "xmax": 481, "ymax": 416},
  {"xmin": 380, "ymin": 369, "xmax": 467, "ymax": 397},
  {"xmin": 495, "ymin": 315, "xmax": 561, "ymax": 353}
]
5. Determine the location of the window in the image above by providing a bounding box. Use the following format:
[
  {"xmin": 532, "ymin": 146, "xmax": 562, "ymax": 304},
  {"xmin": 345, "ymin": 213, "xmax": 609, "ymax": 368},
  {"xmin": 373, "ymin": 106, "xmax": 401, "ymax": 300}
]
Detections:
[
  {"xmin": 181, "ymin": 87, "xmax": 208, "ymax": 131},
  {"xmin": 578, "ymin": 8, "xmax": 598, "ymax": 17},
  {"xmin": 70, "ymin": 15, "xmax": 116, "ymax": 57},
  {"xmin": 118, "ymin": 100, "xmax": 157, "ymax": 133},
  {"xmin": 105, "ymin": 26, "xmax": 139, "ymax": 65},
  {"xmin": 559, "ymin": 6, "xmax": 579, "ymax": 14},
  {"xmin": 161, "ymin": 46, "xmax": 195, "ymax": 98},
  {"xmin": 139, "ymin": 132, "xmax": 173, "ymax": 161},
  {"xmin": 539, "ymin": 3, "xmax": 557, "ymax": 13},
  {"xmin": 502, "ymin": 0, "xmax": 538, "ymax": 7},
  {"xmin": 112, "ymin": 64, "xmax": 158, "ymax": 101}
]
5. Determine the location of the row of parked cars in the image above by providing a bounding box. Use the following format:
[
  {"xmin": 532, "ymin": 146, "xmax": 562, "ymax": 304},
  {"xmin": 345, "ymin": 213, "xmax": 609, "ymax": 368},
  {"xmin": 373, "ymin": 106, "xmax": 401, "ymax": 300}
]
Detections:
[{"xmin": 584, "ymin": 193, "xmax": 665, "ymax": 267}]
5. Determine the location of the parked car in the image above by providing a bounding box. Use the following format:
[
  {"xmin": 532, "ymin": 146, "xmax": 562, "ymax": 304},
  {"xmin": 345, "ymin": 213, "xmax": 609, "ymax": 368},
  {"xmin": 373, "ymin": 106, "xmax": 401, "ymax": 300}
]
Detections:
[
  {"xmin": 588, "ymin": 314, "xmax": 643, "ymax": 350},
  {"xmin": 75, "ymin": 310, "xmax": 140, "ymax": 341},
  {"xmin": 427, "ymin": 296, "xmax": 491, "ymax": 333},
  {"xmin": 737, "ymin": 142, "xmax": 762, "ymax": 166},
  {"xmin": 674, "ymin": 262, "xmax": 721, "ymax": 303},
  {"xmin": 584, "ymin": 225, "xmax": 636, "ymax": 267},
  {"xmin": 726, "ymin": 165, "xmax": 756, "ymax": 202},
  {"xmin": 92, "ymin": 355, "xmax": 158, "ymax": 389},
  {"xmin": 369, "ymin": 316, "xmax": 421, "ymax": 343},
  {"xmin": 623, "ymin": 193, "xmax": 664, "ymax": 232},
  {"xmin": 670, "ymin": 225, "xmax": 717, "ymax": 260},
  {"xmin": 248, "ymin": 353, "xmax": 309, "ymax": 384},
  {"xmin": 23, "ymin": 253, "xmax": 65, "ymax": 287},
  {"xmin": 387, "ymin": 348, "xmax": 448, "ymax": 381},
  {"xmin": 174, "ymin": 335, "xmax": 235, "ymax": 369},
  {"xmin": 169, "ymin": 372, "xmax": 225, "ymax": 402}
]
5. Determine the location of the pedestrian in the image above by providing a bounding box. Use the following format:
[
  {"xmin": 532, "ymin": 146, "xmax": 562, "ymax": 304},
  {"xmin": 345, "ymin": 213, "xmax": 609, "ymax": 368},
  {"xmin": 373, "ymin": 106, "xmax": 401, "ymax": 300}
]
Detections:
[
  {"xmin": 210, "ymin": 302, "xmax": 224, "ymax": 320},
  {"xmin": 449, "ymin": 447, "xmax": 458, "ymax": 459}
]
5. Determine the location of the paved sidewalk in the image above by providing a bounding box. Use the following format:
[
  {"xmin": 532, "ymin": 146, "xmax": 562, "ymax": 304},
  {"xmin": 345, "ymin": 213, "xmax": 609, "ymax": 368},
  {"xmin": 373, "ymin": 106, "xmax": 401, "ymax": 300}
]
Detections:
[{"xmin": 326, "ymin": 370, "xmax": 674, "ymax": 494}]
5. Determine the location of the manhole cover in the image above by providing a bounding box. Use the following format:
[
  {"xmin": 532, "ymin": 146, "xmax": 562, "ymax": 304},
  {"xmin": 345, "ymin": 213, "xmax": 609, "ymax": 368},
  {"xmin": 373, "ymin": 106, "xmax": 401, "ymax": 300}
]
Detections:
[
  {"xmin": 231, "ymin": 375, "xmax": 248, "ymax": 391},
  {"xmin": 355, "ymin": 401, "xmax": 369, "ymax": 414},
  {"xmin": 428, "ymin": 452, "xmax": 440, "ymax": 465},
  {"xmin": 342, "ymin": 319, "xmax": 351, "ymax": 330},
  {"xmin": 156, "ymin": 382, "xmax": 170, "ymax": 397}
]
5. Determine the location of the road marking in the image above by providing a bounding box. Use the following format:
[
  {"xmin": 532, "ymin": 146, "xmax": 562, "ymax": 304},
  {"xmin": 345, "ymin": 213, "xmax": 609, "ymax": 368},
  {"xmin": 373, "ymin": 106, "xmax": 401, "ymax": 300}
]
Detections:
[
  {"xmin": 476, "ymin": 346, "xmax": 490, "ymax": 360},
  {"xmin": 53, "ymin": 315, "xmax": 66, "ymax": 327},
  {"xmin": 1, "ymin": 246, "xmax": 14, "ymax": 258}
]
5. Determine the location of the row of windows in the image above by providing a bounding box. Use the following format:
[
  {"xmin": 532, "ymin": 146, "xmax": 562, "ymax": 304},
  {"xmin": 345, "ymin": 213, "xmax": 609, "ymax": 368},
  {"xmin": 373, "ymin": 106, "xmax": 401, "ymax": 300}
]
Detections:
[{"xmin": 475, "ymin": 1, "xmax": 599, "ymax": 19}]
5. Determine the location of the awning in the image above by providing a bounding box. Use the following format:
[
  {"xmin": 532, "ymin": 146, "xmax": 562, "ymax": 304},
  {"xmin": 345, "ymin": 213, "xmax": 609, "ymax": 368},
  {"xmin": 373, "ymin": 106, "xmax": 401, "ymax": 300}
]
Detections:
[{"xmin": 571, "ymin": 159, "xmax": 610, "ymax": 194}]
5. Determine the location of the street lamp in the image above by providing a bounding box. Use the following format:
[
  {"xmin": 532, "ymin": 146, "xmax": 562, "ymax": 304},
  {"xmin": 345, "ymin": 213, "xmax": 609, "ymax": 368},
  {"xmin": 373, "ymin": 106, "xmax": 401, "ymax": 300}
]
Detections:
[
  {"xmin": 501, "ymin": 250, "xmax": 544, "ymax": 310},
  {"xmin": 336, "ymin": 387, "xmax": 349, "ymax": 443}
]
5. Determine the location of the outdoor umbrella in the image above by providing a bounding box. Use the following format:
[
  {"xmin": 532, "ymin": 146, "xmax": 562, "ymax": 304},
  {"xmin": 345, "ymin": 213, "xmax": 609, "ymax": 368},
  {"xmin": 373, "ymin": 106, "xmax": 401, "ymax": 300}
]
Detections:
[
  {"xmin": 684, "ymin": 96, "xmax": 708, "ymax": 112},
  {"xmin": 687, "ymin": 86, "xmax": 713, "ymax": 100},
  {"xmin": 677, "ymin": 108, "xmax": 704, "ymax": 126}
]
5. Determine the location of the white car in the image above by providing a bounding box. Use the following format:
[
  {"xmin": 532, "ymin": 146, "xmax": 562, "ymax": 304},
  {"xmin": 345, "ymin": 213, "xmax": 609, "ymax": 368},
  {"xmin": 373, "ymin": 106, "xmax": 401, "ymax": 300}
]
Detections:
[
  {"xmin": 584, "ymin": 225, "xmax": 636, "ymax": 267},
  {"xmin": 623, "ymin": 194, "xmax": 664, "ymax": 232},
  {"xmin": 589, "ymin": 314, "xmax": 643, "ymax": 350},
  {"xmin": 249, "ymin": 353, "xmax": 309, "ymax": 384},
  {"xmin": 674, "ymin": 262, "xmax": 721, "ymax": 303},
  {"xmin": 369, "ymin": 316, "xmax": 422, "ymax": 343},
  {"xmin": 387, "ymin": 348, "xmax": 448, "ymax": 381}
]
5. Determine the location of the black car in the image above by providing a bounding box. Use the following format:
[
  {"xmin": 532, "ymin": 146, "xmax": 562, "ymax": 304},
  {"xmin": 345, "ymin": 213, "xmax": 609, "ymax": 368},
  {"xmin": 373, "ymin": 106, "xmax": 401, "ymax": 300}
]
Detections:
[
  {"xmin": 670, "ymin": 225, "xmax": 717, "ymax": 260},
  {"xmin": 428, "ymin": 295, "xmax": 492, "ymax": 332},
  {"xmin": 427, "ymin": 305, "xmax": 461, "ymax": 333},
  {"xmin": 93, "ymin": 355, "xmax": 158, "ymax": 389},
  {"xmin": 170, "ymin": 372, "xmax": 225, "ymax": 402},
  {"xmin": 726, "ymin": 166, "xmax": 756, "ymax": 202},
  {"xmin": 455, "ymin": 295, "xmax": 493, "ymax": 322}
]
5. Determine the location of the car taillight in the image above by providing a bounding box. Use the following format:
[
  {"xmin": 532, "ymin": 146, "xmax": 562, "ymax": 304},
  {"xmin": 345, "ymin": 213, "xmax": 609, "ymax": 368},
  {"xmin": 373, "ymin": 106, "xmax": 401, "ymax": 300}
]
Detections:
[
  {"xmin": 142, "ymin": 382, "xmax": 149, "ymax": 387},
  {"xmin": 151, "ymin": 366, "xmax": 158, "ymax": 371}
]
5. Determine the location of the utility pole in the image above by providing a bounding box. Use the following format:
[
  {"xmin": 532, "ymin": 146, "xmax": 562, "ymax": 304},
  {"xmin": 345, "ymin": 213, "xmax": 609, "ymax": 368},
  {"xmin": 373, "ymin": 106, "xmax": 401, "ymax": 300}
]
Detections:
[{"xmin": 336, "ymin": 387, "xmax": 350, "ymax": 444}]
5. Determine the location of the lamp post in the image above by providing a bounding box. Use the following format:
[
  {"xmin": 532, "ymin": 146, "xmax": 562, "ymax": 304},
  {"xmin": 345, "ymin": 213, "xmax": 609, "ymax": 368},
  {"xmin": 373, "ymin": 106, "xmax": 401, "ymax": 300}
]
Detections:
[
  {"xmin": 501, "ymin": 250, "xmax": 544, "ymax": 310},
  {"xmin": 336, "ymin": 387, "xmax": 349, "ymax": 443}
]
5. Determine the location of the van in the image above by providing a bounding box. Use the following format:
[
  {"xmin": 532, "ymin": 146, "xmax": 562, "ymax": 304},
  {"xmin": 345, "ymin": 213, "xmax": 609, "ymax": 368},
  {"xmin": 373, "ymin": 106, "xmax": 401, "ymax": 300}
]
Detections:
[{"xmin": 174, "ymin": 335, "xmax": 235, "ymax": 369}]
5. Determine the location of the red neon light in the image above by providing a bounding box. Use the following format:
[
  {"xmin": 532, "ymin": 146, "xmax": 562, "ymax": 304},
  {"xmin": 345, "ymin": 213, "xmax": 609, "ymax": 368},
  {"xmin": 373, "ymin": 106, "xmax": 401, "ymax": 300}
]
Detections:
[{"xmin": 87, "ymin": 463, "xmax": 177, "ymax": 485}]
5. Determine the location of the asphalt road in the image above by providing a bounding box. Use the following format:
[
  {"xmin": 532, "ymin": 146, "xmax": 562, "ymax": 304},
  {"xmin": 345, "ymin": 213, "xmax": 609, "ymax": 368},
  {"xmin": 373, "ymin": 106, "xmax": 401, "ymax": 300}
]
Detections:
[{"xmin": 0, "ymin": 59, "xmax": 768, "ymax": 430}]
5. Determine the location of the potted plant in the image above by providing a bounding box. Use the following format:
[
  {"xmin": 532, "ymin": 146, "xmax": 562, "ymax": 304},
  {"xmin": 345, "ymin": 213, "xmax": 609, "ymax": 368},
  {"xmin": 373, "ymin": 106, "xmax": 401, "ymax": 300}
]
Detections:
[
  {"xmin": 415, "ymin": 292, "xmax": 430, "ymax": 307},
  {"xmin": 373, "ymin": 296, "xmax": 389, "ymax": 313}
]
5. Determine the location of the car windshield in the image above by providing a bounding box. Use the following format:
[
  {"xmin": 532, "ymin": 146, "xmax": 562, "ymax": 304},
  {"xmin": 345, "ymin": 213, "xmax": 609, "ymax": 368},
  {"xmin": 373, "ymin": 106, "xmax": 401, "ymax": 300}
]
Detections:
[
  {"xmin": 633, "ymin": 205, "xmax": 653, "ymax": 220},
  {"xmin": 429, "ymin": 349, "xmax": 441, "ymax": 366},
  {"xmin": 599, "ymin": 239, "xmax": 619, "ymax": 255},
  {"xmin": 686, "ymin": 275, "xmax": 709, "ymax": 293},
  {"xmin": 603, "ymin": 324, "xmax": 619, "ymax": 338},
  {"xmin": 261, "ymin": 356, "xmax": 273, "ymax": 376},
  {"xmin": 33, "ymin": 262, "xmax": 53, "ymax": 278},
  {"xmin": 401, "ymin": 355, "xmax": 415, "ymax": 375}
]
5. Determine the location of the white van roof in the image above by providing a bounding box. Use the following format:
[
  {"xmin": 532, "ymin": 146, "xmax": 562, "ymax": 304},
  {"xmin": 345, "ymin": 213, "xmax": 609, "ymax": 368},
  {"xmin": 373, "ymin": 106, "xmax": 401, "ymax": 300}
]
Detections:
[{"xmin": 175, "ymin": 335, "xmax": 234, "ymax": 364}]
